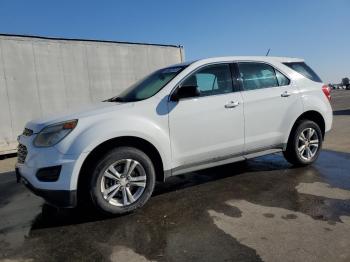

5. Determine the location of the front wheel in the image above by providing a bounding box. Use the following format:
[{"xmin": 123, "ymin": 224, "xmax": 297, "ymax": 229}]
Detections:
[
  {"xmin": 89, "ymin": 147, "xmax": 156, "ymax": 215},
  {"xmin": 283, "ymin": 120, "xmax": 322, "ymax": 166}
]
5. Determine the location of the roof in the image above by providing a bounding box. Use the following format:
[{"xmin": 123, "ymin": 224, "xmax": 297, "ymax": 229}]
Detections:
[
  {"xmin": 0, "ymin": 33, "xmax": 182, "ymax": 48},
  {"xmin": 194, "ymin": 56, "xmax": 304, "ymax": 64}
]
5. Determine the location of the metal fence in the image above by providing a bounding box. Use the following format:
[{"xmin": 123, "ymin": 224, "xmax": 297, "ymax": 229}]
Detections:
[{"xmin": 0, "ymin": 34, "xmax": 184, "ymax": 154}]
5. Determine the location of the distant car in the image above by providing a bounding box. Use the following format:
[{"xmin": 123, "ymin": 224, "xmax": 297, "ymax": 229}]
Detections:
[
  {"xmin": 16, "ymin": 56, "xmax": 333, "ymax": 215},
  {"xmin": 334, "ymin": 84, "xmax": 343, "ymax": 90}
]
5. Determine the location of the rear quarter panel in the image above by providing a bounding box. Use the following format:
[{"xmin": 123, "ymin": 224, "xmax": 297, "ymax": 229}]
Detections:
[
  {"xmin": 271, "ymin": 62, "xmax": 333, "ymax": 143},
  {"xmin": 295, "ymin": 78, "xmax": 333, "ymax": 132}
]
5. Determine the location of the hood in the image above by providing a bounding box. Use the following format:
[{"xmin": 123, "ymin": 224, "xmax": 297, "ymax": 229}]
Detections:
[{"xmin": 26, "ymin": 102, "xmax": 132, "ymax": 133}]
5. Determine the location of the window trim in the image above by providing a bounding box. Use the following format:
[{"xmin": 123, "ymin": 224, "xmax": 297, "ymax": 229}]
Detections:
[
  {"xmin": 236, "ymin": 61, "xmax": 291, "ymax": 92},
  {"xmin": 169, "ymin": 62, "xmax": 239, "ymax": 101},
  {"xmin": 230, "ymin": 63, "xmax": 244, "ymax": 92}
]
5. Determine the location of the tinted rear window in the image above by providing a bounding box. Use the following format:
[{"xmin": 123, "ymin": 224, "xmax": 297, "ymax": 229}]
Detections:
[
  {"xmin": 283, "ymin": 62, "xmax": 322, "ymax": 83},
  {"xmin": 239, "ymin": 62, "xmax": 278, "ymax": 90}
]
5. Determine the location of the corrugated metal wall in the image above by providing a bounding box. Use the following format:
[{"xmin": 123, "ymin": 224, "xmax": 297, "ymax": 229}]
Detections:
[{"xmin": 0, "ymin": 35, "xmax": 184, "ymax": 154}]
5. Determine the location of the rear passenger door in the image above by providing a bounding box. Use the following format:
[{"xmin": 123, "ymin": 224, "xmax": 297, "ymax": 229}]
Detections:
[{"xmin": 237, "ymin": 62, "xmax": 303, "ymax": 153}]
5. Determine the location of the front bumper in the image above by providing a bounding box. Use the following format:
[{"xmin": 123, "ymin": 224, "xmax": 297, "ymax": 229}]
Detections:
[
  {"xmin": 15, "ymin": 133, "xmax": 87, "ymax": 208},
  {"xmin": 16, "ymin": 167, "xmax": 77, "ymax": 208}
]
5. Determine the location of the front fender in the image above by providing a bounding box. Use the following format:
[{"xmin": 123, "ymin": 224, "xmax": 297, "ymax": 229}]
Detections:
[{"xmin": 55, "ymin": 114, "xmax": 171, "ymax": 190}]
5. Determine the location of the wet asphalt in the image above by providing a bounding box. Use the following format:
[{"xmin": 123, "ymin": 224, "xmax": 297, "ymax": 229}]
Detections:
[{"xmin": 1, "ymin": 90, "xmax": 350, "ymax": 262}]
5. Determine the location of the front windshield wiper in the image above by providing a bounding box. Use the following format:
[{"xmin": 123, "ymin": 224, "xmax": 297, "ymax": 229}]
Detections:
[{"xmin": 104, "ymin": 97, "xmax": 126, "ymax": 103}]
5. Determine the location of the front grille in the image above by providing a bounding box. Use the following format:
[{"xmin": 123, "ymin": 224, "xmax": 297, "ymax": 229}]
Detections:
[
  {"xmin": 23, "ymin": 128, "xmax": 33, "ymax": 136},
  {"xmin": 17, "ymin": 144, "xmax": 28, "ymax": 164}
]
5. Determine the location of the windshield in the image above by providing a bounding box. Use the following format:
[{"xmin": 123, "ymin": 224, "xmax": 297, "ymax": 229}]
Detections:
[{"xmin": 108, "ymin": 65, "xmax": 186, "ymax": 102}]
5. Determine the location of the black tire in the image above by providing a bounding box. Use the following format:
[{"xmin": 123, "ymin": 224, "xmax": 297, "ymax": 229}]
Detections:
[
  {"xmin": 283, "ymin": 120, "xmax": 322, "ymax": 166},
  {"xmin": 89, "ymin": 147, "xmax": 156, "ymax": 215}
]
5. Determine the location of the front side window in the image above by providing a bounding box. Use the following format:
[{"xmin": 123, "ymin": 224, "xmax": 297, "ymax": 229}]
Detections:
[
  {"xmin": 238, "ymin": 63, "xmax": 278, "ymax": 91},
  {"xmin": 181, "ymin": 64, "xmax": 233, "ymax": 96}
]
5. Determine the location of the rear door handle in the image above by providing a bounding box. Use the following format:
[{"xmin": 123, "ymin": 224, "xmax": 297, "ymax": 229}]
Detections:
[
  {"xmin": 281, "ymin": 91, "xmax": 292, "ymax": 97},
  {"xmin": 225, "ymin": 101, "xmax": 240, "ymax": 108}
]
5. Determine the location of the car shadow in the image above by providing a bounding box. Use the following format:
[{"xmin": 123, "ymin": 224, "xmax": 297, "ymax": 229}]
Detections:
[
  {"xmin": 4, "ymin": 149, "xmax": 348, "ymax": 231},
  {"xmin": 333, "ymin": 109, "xmax": 350, "ymax": 116},
  {"xmin": 0, "ymin": 153, "xmax": 16, "ymax": 160},
  {"xmin": 30, "ymin": 153, "xmax": 297, "ymax": 229}
]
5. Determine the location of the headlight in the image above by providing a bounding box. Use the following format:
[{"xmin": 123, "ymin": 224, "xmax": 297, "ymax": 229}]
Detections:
[{"xmin": 34, "ymin": 120, "xmax": 78, "ymax": 147}]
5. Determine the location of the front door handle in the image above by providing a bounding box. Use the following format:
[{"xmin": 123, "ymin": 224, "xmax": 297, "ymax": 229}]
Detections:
[
  {"xmin": 281, "ymin": 91, "xmax": 292, "ymax": 97},
  {"xmin": 225, "ymin": 101, "xmax": 240, "ymax": 108}
]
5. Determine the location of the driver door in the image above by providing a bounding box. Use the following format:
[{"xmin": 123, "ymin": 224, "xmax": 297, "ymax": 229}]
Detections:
[{"xmin": 168, "ymin": 63, "xmax": 245, "ymax": 172}]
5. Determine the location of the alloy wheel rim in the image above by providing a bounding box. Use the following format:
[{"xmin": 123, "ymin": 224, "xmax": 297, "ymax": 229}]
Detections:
[
  {"xmin": 100, "ymin": 159, "xmax": 147, "ymax": 207},
  {"xmin": 297, "ymin": 127, "xmax": 319, "ymax": 161}
]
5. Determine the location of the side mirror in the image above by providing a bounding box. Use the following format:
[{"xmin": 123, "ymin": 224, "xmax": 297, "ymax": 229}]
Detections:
[{"xmin": 170, "ymin": 85, "xmax": 201, "ymax": 101}]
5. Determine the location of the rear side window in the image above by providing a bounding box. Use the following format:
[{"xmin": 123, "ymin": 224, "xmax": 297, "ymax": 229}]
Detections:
[
  {"xmin": 238, "ymin": 63, "xmax": 278, "ymax": 90},
  {"xmin": 238, "ymin": 62, "xmax": 290, "ymax": 91},
  {"xmin": 283, "ymin": 62, "xmax": 322, "ymax": 83},
  {"xmin": 275, "ymin": 70, "xmax": 290, "ymax": 86}
]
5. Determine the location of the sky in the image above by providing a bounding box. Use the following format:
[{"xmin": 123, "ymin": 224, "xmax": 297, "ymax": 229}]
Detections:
[{"xmin": 0, "ymin": 0, "xmax": 349, "ymax": 83}]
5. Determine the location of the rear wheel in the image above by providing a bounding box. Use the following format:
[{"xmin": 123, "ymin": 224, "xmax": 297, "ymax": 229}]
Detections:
[
  {"xmin": 283, "ymin": 120, "xmax": 322, "ymax": 166},
  {"xmin": 89, "ymin": 147, "xmax": 155, "ymax": 215}
]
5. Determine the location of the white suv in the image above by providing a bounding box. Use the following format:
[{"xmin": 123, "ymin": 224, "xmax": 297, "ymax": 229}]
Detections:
[{"xmin": 16, "ymin": 56, "xmax": 333, "ymax": 214}]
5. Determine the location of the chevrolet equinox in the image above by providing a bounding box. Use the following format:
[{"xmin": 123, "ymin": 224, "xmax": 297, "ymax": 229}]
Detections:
[{"xmin": 16, "ymin": 56, "xmax": 333, "ymax": 214}]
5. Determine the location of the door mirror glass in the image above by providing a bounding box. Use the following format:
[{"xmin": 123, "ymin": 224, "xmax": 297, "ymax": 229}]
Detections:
[{"xmin": 171, "ymin": 85, "xmax": 201, "ymax": 101}]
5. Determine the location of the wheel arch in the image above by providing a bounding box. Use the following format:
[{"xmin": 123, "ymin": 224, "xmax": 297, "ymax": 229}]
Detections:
[
  {"xmin": 288, "ymin": 110, "xmax": 326, "ymax": 144},
  {"xmin": 77, "ymin": 136, "xmax": 166, "ymax": 204}
]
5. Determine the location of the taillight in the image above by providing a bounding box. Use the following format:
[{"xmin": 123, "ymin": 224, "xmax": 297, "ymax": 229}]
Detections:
[{"xmin": 322, "ymin": 85, "xmax": 331, "ymax": 101}]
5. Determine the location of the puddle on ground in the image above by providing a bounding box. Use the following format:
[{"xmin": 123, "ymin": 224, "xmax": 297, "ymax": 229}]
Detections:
[
  {"xmin": 296, "ymin": 182, "xmax": 350, "ymax": 200},
  {"xmin": 209, "ymin": 199, "xmax": 350, "ymax": 262},
  {"xmin": 1, "ymin": 150, "xmax": 350, "ymax": 261},
  {"xmin": 110, "ymin": 245, "xmax": 153, "ymax": 262},
  {"xmin": 0, "ymin": 182, "xmax": 42, "ymax": 252}
]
